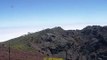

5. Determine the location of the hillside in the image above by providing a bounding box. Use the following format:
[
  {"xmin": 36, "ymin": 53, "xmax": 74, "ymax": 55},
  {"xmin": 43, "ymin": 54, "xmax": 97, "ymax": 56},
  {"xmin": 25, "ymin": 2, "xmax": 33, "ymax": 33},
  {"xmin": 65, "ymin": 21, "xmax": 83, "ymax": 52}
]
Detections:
[{"xmin": 0, "ymin": 25, "xmax": 107, "ymax": 60}]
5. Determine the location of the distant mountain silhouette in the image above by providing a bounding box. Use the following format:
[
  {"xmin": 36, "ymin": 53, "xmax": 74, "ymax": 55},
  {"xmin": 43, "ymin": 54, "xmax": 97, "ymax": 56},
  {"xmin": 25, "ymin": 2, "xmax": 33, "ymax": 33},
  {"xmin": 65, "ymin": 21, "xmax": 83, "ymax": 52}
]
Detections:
[{"xmin": 0, "ymin": 25, "xmax": 107, "ymax": 60}]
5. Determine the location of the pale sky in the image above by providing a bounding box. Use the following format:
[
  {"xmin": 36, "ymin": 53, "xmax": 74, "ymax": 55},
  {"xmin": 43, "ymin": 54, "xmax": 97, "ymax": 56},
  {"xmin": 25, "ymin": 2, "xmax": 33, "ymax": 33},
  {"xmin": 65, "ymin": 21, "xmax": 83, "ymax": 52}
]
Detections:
[{"xmin": 0, "ymin": 0, "xmax": 107, "ymax": 42}]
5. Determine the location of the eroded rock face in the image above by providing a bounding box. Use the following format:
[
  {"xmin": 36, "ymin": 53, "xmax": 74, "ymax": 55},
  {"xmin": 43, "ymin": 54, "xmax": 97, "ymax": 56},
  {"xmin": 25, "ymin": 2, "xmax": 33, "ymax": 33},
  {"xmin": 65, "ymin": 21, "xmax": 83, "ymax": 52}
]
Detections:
[
  {"xmin": 1, "ymin": 26, "xmax": 107, "ymax": 60},
  {"xmin": 36, "ymin": 26, "xmax": 107, "ymax": 60}
]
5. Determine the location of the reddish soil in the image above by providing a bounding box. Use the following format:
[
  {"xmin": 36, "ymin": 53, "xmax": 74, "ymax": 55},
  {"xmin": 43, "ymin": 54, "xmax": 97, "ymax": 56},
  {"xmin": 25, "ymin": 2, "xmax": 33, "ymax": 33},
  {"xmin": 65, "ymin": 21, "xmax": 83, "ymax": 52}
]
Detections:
[{"xmin": 0, "ymin": 47, "xmax": 44, "ymax": 60}]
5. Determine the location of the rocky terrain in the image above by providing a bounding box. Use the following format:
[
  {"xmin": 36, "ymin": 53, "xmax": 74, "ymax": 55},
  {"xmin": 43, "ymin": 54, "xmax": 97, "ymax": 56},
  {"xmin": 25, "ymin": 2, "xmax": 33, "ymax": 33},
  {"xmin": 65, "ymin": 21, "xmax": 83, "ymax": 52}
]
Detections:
[{"xmin": 0, "ymin": 25, "xmax": 107, "ymax": 60}]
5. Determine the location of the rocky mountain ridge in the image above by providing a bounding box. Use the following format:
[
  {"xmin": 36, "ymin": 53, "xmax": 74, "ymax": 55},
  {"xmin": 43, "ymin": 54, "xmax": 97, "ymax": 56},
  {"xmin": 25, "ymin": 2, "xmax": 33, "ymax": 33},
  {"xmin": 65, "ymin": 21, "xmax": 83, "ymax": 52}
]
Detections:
[{"xmin": 0, "ymin": 25, "xmax": 107, "ymax": 60}]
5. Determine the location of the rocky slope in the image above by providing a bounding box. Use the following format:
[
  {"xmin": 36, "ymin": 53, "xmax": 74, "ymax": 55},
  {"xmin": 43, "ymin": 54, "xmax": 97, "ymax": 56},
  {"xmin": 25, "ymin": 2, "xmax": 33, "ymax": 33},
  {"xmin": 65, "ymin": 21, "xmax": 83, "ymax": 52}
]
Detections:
[
  {"xmin": 0, "ymin": 25, "xmax": 107, "ymax": 60},
  {"xmin": 0, "ymin": 43, "xmax": 44, "ymax": 60}
]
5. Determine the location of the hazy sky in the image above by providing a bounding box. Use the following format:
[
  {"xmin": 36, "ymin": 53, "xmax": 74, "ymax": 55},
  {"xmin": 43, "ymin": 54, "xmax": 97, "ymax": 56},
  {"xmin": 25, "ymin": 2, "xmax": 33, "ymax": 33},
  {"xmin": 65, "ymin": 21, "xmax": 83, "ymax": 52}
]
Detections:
[{"xmin": 0, "ymin": 0, "xmax": 107, "ymax": 42}]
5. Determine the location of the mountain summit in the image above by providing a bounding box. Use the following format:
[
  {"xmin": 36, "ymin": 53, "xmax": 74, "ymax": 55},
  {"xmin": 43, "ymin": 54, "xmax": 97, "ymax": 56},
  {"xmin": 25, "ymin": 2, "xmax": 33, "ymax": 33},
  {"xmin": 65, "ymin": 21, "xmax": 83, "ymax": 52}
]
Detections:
[{"xmin": 0, "ymin": 26, "xmax": 107, "ymax": 60}]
